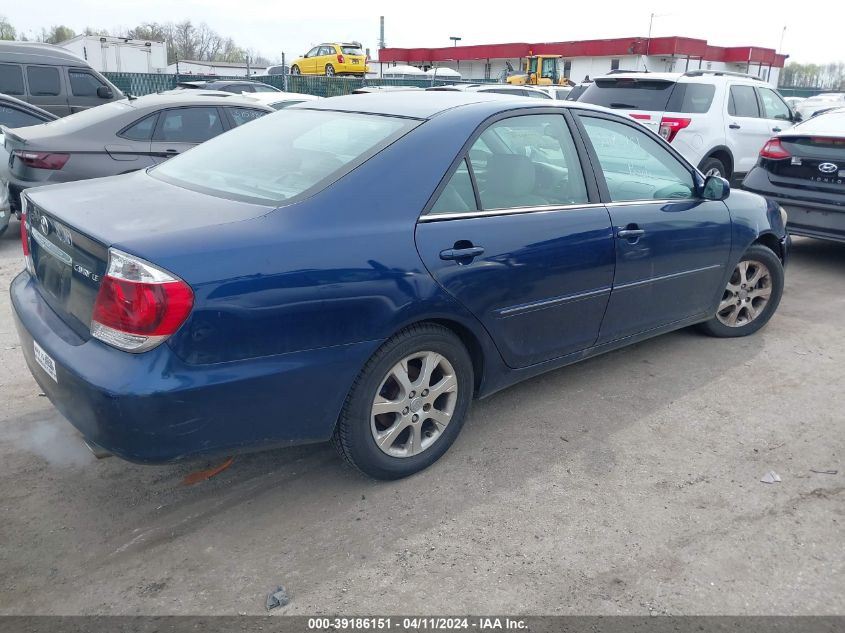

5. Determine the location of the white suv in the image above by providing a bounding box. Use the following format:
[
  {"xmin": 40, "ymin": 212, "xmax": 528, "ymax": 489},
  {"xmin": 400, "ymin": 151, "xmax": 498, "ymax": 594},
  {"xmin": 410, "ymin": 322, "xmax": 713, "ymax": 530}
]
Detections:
[{"xmin": 576, "ymin": 70, "xmax": 797, "ymax": 180}]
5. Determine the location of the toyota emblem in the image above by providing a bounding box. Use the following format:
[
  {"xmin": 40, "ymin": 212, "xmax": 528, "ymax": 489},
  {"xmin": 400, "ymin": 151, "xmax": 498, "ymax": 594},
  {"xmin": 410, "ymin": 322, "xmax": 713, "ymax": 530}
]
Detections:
[
  {"xmin": 40, "ymin": 215, "xmax": 50, "ymax": 235},
  {"xmin": 818, "ymin": 162, "xmax": 838, "ymax": 174}
]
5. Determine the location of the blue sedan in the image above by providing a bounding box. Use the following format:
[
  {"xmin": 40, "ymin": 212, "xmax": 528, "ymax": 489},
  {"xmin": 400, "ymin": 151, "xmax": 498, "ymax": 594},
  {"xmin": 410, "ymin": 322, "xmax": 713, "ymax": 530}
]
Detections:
[{"xmin": 11, "ymin": 93, "xmax": 790, "ymax": 479}]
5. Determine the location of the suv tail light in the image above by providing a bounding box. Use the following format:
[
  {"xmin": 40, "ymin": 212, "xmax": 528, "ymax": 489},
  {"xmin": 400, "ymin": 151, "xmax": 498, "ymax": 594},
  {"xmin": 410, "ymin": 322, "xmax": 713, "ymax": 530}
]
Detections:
[
  {"xmin": 759, "ymin": 137, "xmax": 791, "ymax": 159},
  {"xmin": 337, "ymin": 54, "xmax": 345, "ymax": 64},
  {"xmin": 13, "ymin": 150, "xmax": 69, "ymax": 170},
  {"xmin": 658, "ymin": 117, "xmax": 691, "ymax": 143},
  {"xmin": 91, "ymin": 249, "xmax": 193, "ymax": 353}
]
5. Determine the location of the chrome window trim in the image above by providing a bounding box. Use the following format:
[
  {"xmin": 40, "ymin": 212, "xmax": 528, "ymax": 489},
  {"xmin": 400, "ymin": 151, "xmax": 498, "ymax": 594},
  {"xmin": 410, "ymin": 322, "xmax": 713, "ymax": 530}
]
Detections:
[{"xmin": 419, "ymin": 198, "xmax": 693, "ymax": 222}]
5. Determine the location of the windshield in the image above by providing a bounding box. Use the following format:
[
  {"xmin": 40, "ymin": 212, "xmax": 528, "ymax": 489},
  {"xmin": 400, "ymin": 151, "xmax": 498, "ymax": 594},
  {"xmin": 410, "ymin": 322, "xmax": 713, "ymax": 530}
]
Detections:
[
  {"xmin": 152, "ymin": 109, "xmax": 419, "ymax": 205},
  {"xmin": 578, "ymin": 78, "xmax": 676, "ymax": 110}
]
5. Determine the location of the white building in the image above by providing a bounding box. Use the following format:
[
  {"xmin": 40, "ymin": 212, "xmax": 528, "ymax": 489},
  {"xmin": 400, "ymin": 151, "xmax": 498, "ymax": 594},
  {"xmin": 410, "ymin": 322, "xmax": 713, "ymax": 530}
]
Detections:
[
  {"xmin": 60, "ymin": 35, "xmax": 168, "ymax": 74},
  {"xmin": 165, "ymin": 60, "xmax": 268, "ymax": 77},
  {"xmin": 378, "ymin": 36, "xmax": 788, "ymax": 87}
]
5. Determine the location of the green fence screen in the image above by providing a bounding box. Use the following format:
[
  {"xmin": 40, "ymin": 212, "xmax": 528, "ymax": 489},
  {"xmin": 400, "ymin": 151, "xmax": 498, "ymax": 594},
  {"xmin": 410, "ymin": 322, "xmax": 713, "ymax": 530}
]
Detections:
[{"xmin": 103, "ymin": 72, "xmax": 496, "ymax": 98}]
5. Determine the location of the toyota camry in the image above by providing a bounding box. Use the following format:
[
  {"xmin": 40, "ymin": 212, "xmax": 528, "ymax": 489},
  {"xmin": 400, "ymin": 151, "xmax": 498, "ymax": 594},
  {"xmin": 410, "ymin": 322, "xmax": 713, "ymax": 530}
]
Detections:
[{"xmin": 12, "ymin": 92, "xmax": 790, "ymax": 479}]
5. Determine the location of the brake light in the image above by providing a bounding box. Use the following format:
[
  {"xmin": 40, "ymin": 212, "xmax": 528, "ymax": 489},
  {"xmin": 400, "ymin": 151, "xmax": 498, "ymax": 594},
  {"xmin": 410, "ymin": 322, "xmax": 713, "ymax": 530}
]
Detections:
[
  {"xmin": 337, "ymin": 54, "xmax": 344, "ymax": 64},
  {"xmin": 658, "ymin": 117, "xmax": 691, "ymax": 142},
  {"xmin": 91, "ymin": 249, "xmax": 193, "ymax": 353},
  {"xmin": 20, "ymin": 197, "xmax": 34, "ymax": 274},
  {"xmin": 759, "ymin": 138, "xmax": 791, "ymax": 159},
  {"xmin": 13, "ymin": 150, "xmax": 69, "ymax": 170}
]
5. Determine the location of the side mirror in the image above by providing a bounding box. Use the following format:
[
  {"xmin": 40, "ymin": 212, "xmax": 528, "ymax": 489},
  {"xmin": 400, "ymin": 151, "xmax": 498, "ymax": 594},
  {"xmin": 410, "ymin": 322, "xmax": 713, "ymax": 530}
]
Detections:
[
  {"xmin": 792, "ymin": 110, "xmax": 803, "ymax": 122},
  {"xmin": 701, "ymin": 174, "xmax": 730, "ymax": 201},
  {"xmin": 97, "ymin": 86, "xmax": 114, "ymax": 99}
]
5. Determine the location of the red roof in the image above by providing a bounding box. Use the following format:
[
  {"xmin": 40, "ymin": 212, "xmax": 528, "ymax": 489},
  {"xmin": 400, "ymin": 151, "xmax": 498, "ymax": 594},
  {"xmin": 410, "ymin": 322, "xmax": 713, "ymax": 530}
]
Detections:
[{"xmin": 379, "ymin": 36, "xmax": 787, "ymax": 68}]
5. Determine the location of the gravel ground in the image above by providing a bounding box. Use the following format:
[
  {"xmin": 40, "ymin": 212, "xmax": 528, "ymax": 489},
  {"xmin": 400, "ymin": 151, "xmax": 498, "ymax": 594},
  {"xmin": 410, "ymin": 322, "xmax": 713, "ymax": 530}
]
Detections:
[{"xmin": 0, "ymin": 219, "xmax": 842, "ymax": 616}]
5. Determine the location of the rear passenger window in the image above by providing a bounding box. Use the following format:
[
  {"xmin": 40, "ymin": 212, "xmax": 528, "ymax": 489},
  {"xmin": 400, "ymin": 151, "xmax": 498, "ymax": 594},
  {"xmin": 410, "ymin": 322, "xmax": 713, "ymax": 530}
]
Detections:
[
  {"xmin": 26, "ymin": 66, "xmax": 61, "ymax": 96},
  {"xmin": 120, "ymin": 114, "xmax": 158, "ymax": 141},
  {"xmin": 728, "ymin": 85, "xmax": 760, "ymax": 117},
  {"xmin": 0, "ymin": 64, "xmax": 25, "ymax": 95},
  {"xmin": 68, "ymin": 70, "xmax": 106, "ymax": 97},
  {"xmin": 430, "ymin": 159, "xmax": 477, "ymax": 214},
  {"xmin": 469, "ymin": 114, "xmax": 588, "ymax": 210},
  {"xmin": 666, "ymin": 83, "xmax": 716, "ymax": 113},
  {"xmin": 156, "ymin": 107, "xmax": 224, "ymax": 143},
  {"xmin": 229, "ymin": 107, "xmax": 268, "ymax": 126}
]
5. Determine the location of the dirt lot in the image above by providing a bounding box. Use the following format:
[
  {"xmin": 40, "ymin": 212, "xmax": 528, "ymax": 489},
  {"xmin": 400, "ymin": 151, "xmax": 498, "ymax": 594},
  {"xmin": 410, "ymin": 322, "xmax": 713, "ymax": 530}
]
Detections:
[{"xmin": 0, "ymin": 220, "xmax": 842, "ymax": 616}]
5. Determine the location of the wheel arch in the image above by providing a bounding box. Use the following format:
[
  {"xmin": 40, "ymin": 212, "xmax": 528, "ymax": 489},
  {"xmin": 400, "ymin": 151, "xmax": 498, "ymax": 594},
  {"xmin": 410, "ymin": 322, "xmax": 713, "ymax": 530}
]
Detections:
[
  {"xmin": 700, "ymin": 146, "xmax": 734, "ymax": 177},
  {"xmin": 752, "ymin": 231, "xmax": 786, "ymax": 262}
]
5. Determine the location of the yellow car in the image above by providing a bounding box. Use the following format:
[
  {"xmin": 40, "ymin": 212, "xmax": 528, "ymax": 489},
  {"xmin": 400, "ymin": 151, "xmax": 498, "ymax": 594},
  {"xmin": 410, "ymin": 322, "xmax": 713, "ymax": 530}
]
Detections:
[{"xmin": 291, "ymin": 42, "xmax": 369, "ymax": 77}]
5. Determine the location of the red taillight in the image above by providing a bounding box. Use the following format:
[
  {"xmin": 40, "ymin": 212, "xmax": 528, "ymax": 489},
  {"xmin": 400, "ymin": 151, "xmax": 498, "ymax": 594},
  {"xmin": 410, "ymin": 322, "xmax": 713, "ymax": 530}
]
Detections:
[
  {"xmin": 90, "ymin": 249, "xmax": 193, "ymax": 353},
  {"xmin": 337, "ymin": 54, "xmax": 344, "ymax": 64},
  {"xmin": 658, "ymin": 117, "xmax": 691, "ymax": 142},
  {"xmin": 20, "ymin": 202, "xmax": 29, "ymax": 257},
  {"xmin": 629, "ymin": 114, "xmax": 651, "ymax": 120},
  {"xmin": 13, "ymin": 150, "xmax": 70, "ymax": 170},
  {"xmin": 759, "ymin": 137, "xmax": 791, "ymax": 159}
]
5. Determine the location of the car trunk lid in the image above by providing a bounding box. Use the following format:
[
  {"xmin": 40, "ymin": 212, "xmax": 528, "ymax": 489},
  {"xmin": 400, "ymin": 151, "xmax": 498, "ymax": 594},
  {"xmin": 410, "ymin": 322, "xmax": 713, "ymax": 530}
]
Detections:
[
  {"xmin": 767, "ymin": 134, "xmax": 845, "ymax": 195},
  {"xmin": 23, "ymin": 171, "xmax": 274, "ymax": 338}
]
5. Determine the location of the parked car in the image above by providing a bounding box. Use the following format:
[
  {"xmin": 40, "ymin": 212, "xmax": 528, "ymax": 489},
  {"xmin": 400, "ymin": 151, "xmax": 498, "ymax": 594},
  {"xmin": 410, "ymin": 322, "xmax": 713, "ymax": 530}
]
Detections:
[
  {"xmin": 175, "ymin": 79, "xmax": 280, "ymax": 93},
  {"xmin": 743, "ymin": 107, "xmax": 845, "ymax": 242},
  {"xmin": 352, "ymin": 86, "xmax": 423, "ymax": 94},
  {"xmin": 1, "ymin": 91, "xmax": 274, "ymax": 214},
  {"xmin": 242, "ymin": 91, "xmax": 322, "ymax": 109},
  {"xmin": 0, "ymin": 93, "xmax": 58, "ymax": 236},
  {"xmin": 12, "ymin": 93, "xmax": 789, "ymax": 479},
  {"xmin": 538, "ymin": 86, "xmax": 573, "ymax": 100},
  {"xmin": 565, "ymin": 82, "xmax": 591, "ymax": 101},
  {"xmin": 428, "ymin": 84, "xmax": 552, "ymax": 99},
  {"xmin": 260, "ymin": 65, "xmax": 290, "ymax": 76},
  {"xmin": 291, "ymin": 43, "xmax": 368, "ymax": 77},
  {"xmin": 794, "ymin": 93, "xmax": 845, "ymax": 120},
  {"xmin": 577, "ymin": 70, "xmax": 798, "ymax": 180},
  {"xmin": 0, "ymin": 41, "xmax": 124, "ymax": 116},
  {"xmin": 784, "ymin": 96, "xmax": 805, "ymax": 110}
]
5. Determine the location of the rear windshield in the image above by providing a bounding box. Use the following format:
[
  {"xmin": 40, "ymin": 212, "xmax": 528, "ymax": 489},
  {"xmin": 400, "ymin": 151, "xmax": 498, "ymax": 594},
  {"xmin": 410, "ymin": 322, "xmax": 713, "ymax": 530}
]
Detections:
[
  {"xmin": 341, "ymin": 46, "xmax": 364, "ymax": 55},
  {"xmin": 665, "ymin": 83, "xmax": 716, "ymax": 113},
  {"xmin": 578, "ymin": 78, "xmax": 675, "ymax": 111},
  {"xmin": 151, "ymin": 109, "xmax": 419, "ymax": 205},
  {"xmin": 37, "ymin": 100, "xmax": 135, "ymax": 132}
]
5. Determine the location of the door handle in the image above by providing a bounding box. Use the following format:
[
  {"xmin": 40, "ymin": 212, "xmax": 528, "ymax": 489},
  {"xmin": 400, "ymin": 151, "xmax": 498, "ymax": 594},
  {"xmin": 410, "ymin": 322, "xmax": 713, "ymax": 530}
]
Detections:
[
  {"xmin": 772, "ymin": 127, "xmax": 782, "ymax": 132},
  {"xmin": 164, "ymin": 148, "xmax": 179, "ymax": 155},
  {"xmin": 729, "ymin": 123, "xmax": 741, "ymax": 129},
  {"xmin": 616, "ymin": 228, "xmax": 645, "ymax": 239},
  {"xmin": 439, "ymin": 246, "xmax": 485, "ymax": 261}
]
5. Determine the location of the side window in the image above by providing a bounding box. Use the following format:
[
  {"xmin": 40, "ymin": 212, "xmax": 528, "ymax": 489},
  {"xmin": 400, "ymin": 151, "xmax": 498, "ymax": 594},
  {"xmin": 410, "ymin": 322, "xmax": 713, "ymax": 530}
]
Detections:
[
  {"xmin": 666, "ymin": 83, "xmax": 716, "ymax": 113},
  {"xmin": 120, "ymin": 113, "xmax": 159, "ymax": 141},
  {"xmin": 0, "ymin": 105, "xmax": 49, "ymax": 128},
  {"xmin": 0, "ymin": 64, "xmax": 25, "ymax": 95},
  {"xmin": 758, "ymin": 88, "xmax": 791, "ymax": 121},
  {"xmin": 429, "ymin": 159, "xmax": 477, "ymax": 215},
  {"xmin": 232, "ymin": 84, "xmax": 254, "ymax": 93},
  {"xmin": 305, "ymin": 47, "xmax": 319, "ymax": 58},
  {"xmin": 580, "ymin": 116, "xmax": 695, "ymax": 202},
  {"xmin": 252, "ymin": 84, "xmax": 277, "ymax": 93},
  {"xmin": 728, "ymin": 85, "xmax": 760, "ymax": 117},
  {"xmin": 155, "ymin": 108, "xmax": 224, "ymax": 143},
  {"xmin": 26, "ymin": 66, "xmax": 61, "ymax": 96},
  {"xmin": 229, "ymin": 107, "xmax": 268, "ymax": 126},
  {"xmin": 320, "ymin": 46, "xmax": 334, "ymax": 56},
  {"xmin": 468, "ymin": 114, "xmax": 588, "ymax": 210},
  {"xmin": 68, "ymin": 70, "xmax": 105, "ymax": 97}
]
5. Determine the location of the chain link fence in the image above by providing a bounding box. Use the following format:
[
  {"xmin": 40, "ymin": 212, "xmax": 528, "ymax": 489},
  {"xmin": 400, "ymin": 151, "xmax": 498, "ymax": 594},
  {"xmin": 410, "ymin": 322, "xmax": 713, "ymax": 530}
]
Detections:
[{"xmin": 103, "ymin": 72, "xmax": 498, "ymax": 98}]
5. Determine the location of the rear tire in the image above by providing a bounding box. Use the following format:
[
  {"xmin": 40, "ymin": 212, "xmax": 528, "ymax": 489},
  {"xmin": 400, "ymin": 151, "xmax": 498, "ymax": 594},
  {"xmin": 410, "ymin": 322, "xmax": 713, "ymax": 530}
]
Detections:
[
  {"xmin": 332, "ymin": 324, "xmax": 474, "ymax": 480},
  {"xmin": 698, "ymin": 244, "xmax": 784, "ymax": 338},
  {"xmin": 325, "ymin": 64, "xmax": 335, "ymax": 77},
  {"xmin": 699, "ymin": 156, "xmax": 728, "ymax": 179}
]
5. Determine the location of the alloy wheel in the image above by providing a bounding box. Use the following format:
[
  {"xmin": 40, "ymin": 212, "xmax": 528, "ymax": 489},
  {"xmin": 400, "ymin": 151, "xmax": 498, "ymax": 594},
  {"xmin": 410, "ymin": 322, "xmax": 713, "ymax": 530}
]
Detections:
[
  {"xmin": 716, "ymin": 259, "xmax": 773, "ymax": 327},
  {"xmin": 370, "ymin": 351, "xmax": 458, "ymax": 458},
  {"xmin": 325, "ymin": 65, "xmax": 335, "ymax": 77}
]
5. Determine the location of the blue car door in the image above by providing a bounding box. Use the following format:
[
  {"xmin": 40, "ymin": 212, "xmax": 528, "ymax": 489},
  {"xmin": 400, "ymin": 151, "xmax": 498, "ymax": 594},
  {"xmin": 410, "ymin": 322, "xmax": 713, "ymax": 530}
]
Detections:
[
  {"xmin": 572, "ymin": 112, "xmax": 732, "ymax": 343},
  {"xmin": 415, "ymin": 112, "xmax": 615, "ymax": 369}
]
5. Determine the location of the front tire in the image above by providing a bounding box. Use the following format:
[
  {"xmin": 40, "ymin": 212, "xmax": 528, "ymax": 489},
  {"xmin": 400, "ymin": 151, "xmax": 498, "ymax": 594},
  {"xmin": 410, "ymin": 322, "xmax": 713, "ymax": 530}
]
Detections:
[
  {"xmin": 290, "ymin": 65, "xmax": 300, "ymax": 75},
  {"xmin": 332, "ymin": 324, "xmax": 474, "ymax": 480},
  {"xmin": 698, "ymin": 244, "xmax": 784, "ymax": 338}
]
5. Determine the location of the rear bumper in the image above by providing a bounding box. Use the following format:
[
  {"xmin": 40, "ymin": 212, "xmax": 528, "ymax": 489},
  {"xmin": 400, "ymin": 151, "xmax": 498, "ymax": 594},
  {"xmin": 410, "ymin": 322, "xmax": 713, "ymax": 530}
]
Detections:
[
  {"xmin": 743, "ymin": 168, "xmax": 845, "ymax": 243},
  {"xmin": 11, "ymin": 272, "xmax": 378, "ymax": 463}
]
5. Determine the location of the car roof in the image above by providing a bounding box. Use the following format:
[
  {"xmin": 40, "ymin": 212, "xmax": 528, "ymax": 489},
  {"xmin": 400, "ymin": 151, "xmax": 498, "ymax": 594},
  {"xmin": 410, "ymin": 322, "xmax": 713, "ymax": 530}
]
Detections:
[
  {"xmin": 0, "ymin": 92, "xmax": 58, "ymax": 119},
  {"xmin": 242, "ymin": 91, "xmax": 321, "ymax": 104},
  {"xmin": 0, "ymin": 41, "xmax": 91, "ymax": 67},
  {"xmin": 596, "ymin": 72, "xmax": 682, "ymax": 82},
  {"xmin": 302, "ymin": 91, "xmax": 607, "ymax": 119},
  {"xmin": 133, "ymin": 91, "xmax": 276, "ymax": 109}
]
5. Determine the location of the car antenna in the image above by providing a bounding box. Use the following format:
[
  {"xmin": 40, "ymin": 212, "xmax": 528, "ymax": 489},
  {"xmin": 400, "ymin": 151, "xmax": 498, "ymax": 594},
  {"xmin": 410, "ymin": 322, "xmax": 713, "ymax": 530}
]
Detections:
[{"xmin": 126, "ymin": 92, "xmax": 137, "ymax": 101}]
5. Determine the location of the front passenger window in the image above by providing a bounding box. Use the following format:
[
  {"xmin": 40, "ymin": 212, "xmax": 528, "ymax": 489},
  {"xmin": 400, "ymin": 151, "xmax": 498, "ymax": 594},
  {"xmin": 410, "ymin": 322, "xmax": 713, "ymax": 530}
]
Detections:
[
  {"xmin": 758, "ymin": 88, "xmax": 791, "ymax": 121},
  {"xmin": 580, "ymin": 116, "xmax": 695, "ymax": 201}
]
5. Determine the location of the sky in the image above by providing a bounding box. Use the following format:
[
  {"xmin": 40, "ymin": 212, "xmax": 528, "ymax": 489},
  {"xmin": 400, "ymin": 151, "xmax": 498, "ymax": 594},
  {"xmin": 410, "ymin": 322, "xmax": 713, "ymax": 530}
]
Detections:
[{"xmin": 5, "ymin": 0, "xmax": 844, "ymax": 65}]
